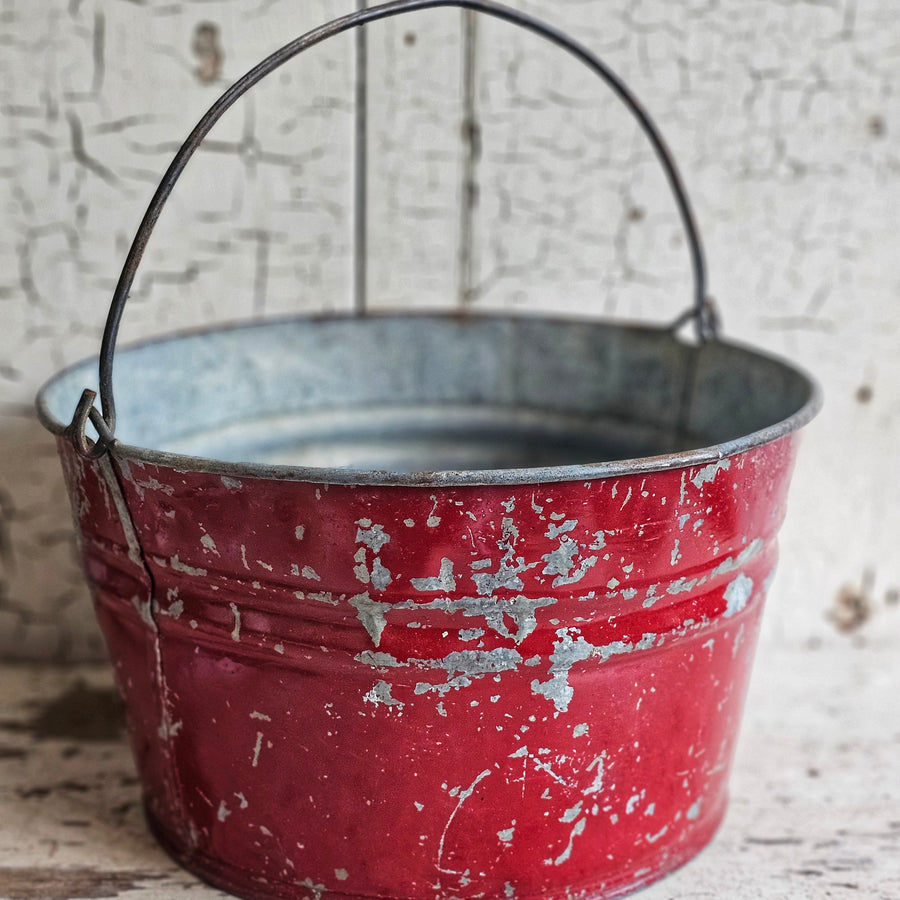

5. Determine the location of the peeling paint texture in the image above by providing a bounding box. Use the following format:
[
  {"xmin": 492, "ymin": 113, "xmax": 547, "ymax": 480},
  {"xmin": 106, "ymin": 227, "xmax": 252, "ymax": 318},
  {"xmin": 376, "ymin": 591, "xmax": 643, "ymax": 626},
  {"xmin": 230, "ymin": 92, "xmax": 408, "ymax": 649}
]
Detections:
[
  {"xmin": 531, "ymin": 629, "xmax": 594, "ymax": 714},
  {"xmin": 723, "ymin": 575, "xmax": 754, "ymax": 619},
  {"xmin": 2, "ymin": 2, "xmax": 899, "ymax": 899},
  {"xmin": 34, "ymin": 421, "xmax": 815, "ymax": 899}
]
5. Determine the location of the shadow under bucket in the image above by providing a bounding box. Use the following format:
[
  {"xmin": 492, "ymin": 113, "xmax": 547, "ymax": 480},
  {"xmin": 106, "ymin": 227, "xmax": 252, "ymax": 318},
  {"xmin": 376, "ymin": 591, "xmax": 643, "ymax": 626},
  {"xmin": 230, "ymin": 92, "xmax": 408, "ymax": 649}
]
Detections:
[{"xmin": 36, "ymin": 3, "xmax": 821, "ymax": 899}]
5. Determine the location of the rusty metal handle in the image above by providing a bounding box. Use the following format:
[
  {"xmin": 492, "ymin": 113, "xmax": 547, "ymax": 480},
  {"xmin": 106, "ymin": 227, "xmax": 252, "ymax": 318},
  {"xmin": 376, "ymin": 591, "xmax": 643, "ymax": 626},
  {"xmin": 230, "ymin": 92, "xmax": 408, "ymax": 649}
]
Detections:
[{"xmin": 72, "ymin": 0, "xmax": 715, "ymax": 459}]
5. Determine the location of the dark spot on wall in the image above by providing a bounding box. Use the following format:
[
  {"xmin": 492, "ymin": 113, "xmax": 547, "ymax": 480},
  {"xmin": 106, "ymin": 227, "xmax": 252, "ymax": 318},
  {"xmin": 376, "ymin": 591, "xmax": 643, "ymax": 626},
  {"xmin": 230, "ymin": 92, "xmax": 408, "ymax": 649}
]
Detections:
[
  {"xmin": 0, "ymin": 867, "xmax": 161, "ymax": 900},
  {"xmin": 829, "ymin": 577, "xmax": 873, "ymax": 633},
  {"xmin": 868, "ymin": 115, "xmax": 886, "ymax": 138},
  {"xmin": 628, "ymin": 206, "xmax": 645, "ymax": 222},
  {"xmin": 855, "ymin": 384, "xmax": 873, "ymax": 404},
  {"xmin": 192, "ymin": 21, "xmax": 223, "ymax": 84},
  {"xmin": 886, "ymin": 587, "xmax": 899, "ymax": 607},
  {"xmin": 4, "ymin": 681, "xmax": 124, "ymax": 742},
  {"xmin": 460, "ymin": 116, "xmax": 481, "ymax": 150},
  {"xmin": 404, "ymin": 31, "xmax": 417, "ymax": 47}
]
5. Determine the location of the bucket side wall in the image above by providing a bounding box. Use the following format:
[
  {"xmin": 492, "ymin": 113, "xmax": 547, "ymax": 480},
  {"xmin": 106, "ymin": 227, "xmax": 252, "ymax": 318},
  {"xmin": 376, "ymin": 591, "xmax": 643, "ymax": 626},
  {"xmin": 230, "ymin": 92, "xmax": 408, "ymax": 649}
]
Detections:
[{"xmin": 54, "ymin": 433, "xmax": 803, "ymax": 900}]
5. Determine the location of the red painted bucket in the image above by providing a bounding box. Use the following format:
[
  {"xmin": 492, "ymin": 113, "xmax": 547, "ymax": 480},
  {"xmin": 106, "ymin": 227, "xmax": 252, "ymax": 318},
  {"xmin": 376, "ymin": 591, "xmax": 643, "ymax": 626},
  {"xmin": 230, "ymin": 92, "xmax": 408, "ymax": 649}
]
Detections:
[{"xmin": 37, "ymin": 3, "xmax": 821, "ymax": 899}]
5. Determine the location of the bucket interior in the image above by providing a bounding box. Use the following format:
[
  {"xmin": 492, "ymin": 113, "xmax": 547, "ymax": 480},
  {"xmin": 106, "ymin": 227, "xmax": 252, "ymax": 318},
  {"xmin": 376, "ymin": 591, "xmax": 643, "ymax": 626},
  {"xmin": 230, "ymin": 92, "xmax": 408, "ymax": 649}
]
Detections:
[{"xmin": 38, "ymin": 314, "xmax": 817, "ymax": 476}]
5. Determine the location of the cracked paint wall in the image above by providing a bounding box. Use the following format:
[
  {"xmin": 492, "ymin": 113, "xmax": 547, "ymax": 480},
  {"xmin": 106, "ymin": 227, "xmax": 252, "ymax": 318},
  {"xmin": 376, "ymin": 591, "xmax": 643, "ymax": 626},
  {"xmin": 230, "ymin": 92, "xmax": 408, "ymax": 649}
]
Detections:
[{"xmin": 1, "ymin": 0, "xmax": 898, "ymax": 660}]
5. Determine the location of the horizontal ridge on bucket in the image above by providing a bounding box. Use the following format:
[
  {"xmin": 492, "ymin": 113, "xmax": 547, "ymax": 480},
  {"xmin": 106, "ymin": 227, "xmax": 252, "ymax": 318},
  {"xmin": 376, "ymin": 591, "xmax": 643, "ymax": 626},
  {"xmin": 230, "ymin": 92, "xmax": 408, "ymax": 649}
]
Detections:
[{"xmin": 36, "ymin": 2, "xmax": 821, "ymax": 900}]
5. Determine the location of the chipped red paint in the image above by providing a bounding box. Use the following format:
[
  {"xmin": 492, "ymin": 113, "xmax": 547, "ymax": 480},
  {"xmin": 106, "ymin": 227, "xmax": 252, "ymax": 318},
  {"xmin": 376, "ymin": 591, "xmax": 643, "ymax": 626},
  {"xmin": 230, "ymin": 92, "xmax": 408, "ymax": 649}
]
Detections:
[{"xmin": 58, "ymin": 433, "xmax": 800, "ymax": 900}]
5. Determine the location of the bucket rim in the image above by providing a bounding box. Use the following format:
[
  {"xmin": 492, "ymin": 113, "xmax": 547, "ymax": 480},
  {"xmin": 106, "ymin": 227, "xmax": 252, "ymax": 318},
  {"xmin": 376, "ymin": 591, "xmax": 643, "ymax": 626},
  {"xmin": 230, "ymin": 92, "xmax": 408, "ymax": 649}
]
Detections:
[{"xmin": 35, "ymin": 310, "xmax": 822, "ymax": 487}]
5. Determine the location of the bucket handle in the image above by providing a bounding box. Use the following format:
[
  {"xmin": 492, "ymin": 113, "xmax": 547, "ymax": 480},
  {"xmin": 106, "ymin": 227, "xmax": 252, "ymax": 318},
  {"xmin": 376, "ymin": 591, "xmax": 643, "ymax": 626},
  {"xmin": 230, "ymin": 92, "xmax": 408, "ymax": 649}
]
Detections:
[{"xmin": 70, "ymin": 0, "xmax": 717, "ymax": 459}]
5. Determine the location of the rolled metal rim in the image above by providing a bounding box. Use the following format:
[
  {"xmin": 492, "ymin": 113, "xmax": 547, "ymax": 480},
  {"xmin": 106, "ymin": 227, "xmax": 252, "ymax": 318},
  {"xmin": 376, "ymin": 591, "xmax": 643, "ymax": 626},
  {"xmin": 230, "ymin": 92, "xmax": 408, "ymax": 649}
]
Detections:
[{"xmin": 36, "ymin": 311, "xmax": 823, "ymax": 488}]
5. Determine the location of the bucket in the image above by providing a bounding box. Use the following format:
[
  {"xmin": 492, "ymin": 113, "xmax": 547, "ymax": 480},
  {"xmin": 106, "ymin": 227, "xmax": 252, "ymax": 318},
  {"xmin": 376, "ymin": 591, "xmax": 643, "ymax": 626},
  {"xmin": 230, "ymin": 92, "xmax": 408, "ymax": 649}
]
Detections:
[{"xmin": 36, "ymin": 3, "xmax": 821, "ymax": 899}]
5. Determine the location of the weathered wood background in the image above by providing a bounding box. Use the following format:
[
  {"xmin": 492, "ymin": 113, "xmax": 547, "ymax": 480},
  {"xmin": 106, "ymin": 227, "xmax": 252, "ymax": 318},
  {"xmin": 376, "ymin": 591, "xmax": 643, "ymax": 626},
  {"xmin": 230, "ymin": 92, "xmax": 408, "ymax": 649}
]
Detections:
[{"xmin": 0, "ymin": 0, "xmax": 898, "ymax": 661}]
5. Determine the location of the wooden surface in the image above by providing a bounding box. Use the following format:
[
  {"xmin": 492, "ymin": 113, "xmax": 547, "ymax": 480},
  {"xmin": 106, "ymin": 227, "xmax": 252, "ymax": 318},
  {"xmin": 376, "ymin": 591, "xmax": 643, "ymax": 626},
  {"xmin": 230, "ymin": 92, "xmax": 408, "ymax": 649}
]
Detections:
[
  {"xmin": 1, "ymin": 628, "xmax": 898, "ymax": 900},
  {"xmin": 0, "ymin": 0, "xmax": 898, "ymax": 663}
]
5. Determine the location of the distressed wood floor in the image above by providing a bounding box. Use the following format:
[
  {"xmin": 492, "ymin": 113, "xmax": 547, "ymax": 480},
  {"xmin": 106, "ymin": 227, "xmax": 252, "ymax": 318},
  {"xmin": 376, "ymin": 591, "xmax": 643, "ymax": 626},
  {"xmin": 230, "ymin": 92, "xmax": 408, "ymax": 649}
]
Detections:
[{"xmin": 0, "ymin": 636, "xmax": 897, "ymax": 900}]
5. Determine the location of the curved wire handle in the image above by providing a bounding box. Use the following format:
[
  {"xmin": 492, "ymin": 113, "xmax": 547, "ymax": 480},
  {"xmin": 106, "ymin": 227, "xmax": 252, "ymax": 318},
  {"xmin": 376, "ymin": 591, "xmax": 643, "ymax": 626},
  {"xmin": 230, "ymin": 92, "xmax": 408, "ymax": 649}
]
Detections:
[{"xmin": 71, "ymin": 0, "xmax": 717, "ymax": 459}]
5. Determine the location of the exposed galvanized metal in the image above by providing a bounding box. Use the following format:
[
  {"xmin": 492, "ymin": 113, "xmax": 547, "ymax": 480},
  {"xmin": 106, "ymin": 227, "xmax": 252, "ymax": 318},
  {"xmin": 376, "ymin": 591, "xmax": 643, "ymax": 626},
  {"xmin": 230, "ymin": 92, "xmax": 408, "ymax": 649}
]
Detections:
[
  {"xmin": 36, "ymin": 2, "xmax": 821, "ymax": 898},
  {"xmin": 39, "ymin": 314, "xmax": 819, "ymax": 487}
]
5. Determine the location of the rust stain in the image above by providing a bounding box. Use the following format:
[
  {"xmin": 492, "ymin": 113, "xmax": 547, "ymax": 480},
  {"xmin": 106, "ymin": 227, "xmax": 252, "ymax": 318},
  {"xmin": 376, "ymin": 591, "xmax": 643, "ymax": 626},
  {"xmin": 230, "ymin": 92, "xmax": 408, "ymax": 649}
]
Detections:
[
  {"xmin": 868, "ymin": 114, "xmax": 886, "ymax": 138},
  {"xmin": 829, "ymin": 575, "xmax": 873, "ymax": 633},
  {"xmin": 192, "ymin": 22, "xmax": 223, "ymax": 84}
]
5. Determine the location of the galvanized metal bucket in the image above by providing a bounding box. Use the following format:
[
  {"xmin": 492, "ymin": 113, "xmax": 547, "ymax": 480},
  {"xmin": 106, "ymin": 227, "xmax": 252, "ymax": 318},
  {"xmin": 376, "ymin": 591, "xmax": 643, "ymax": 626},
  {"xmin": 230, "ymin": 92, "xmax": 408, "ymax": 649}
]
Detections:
[{"xmin": 37, "ymin": 3, "xmax": 821, "ymax": 899}]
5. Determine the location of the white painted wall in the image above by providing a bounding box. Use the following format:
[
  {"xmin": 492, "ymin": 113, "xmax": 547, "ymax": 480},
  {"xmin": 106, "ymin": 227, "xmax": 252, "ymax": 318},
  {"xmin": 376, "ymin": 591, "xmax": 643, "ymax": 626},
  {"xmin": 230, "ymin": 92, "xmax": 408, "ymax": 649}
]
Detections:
[{"xmin": 1, "ymin": 0, "xmax": 897, "ymax": 660}]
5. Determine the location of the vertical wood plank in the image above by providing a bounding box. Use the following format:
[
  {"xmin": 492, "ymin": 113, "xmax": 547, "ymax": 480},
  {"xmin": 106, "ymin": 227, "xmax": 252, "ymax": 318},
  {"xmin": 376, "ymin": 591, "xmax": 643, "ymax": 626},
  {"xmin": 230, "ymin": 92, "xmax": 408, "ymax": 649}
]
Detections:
[
  {"xmin": 0, "ymin": 0, "xmax": 358, "ymax": 660},
  {"xmin": 112, "ymin": 0, "xmax": 360, "ymax": 337},
  {"xmin": 458, "ymin": 9, "xmax": 480, "ymax": 307},
  {"xmin": 364, "ymin": 6, "xmax": 466, "ymax": 310},
  {"xmin": 465, "ymin": 2, "xmax": 692, "ymax": 323},
  {"xmin": 354, "ymin": 0, "xmax": 369, "ymax": 313}
]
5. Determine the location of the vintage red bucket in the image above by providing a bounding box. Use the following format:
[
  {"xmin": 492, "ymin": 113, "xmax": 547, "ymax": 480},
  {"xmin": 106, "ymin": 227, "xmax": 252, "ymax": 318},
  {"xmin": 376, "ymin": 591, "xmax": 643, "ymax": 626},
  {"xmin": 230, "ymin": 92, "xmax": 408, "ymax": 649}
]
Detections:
[{"xmin": 36, "ymin": 2, "xmax": 821, "ymax": 899}]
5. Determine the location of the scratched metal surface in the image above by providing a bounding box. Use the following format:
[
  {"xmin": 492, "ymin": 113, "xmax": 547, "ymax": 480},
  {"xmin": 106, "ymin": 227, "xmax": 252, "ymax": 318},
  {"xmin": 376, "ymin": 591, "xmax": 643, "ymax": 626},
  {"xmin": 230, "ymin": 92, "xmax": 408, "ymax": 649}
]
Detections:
[
  {"xmin": 0, "ymin": 0, "xmax": 898, "ymax": 671},
  {"xmin": 1, "ymin": 633, "xmax": 898, "ymax": 898}
]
